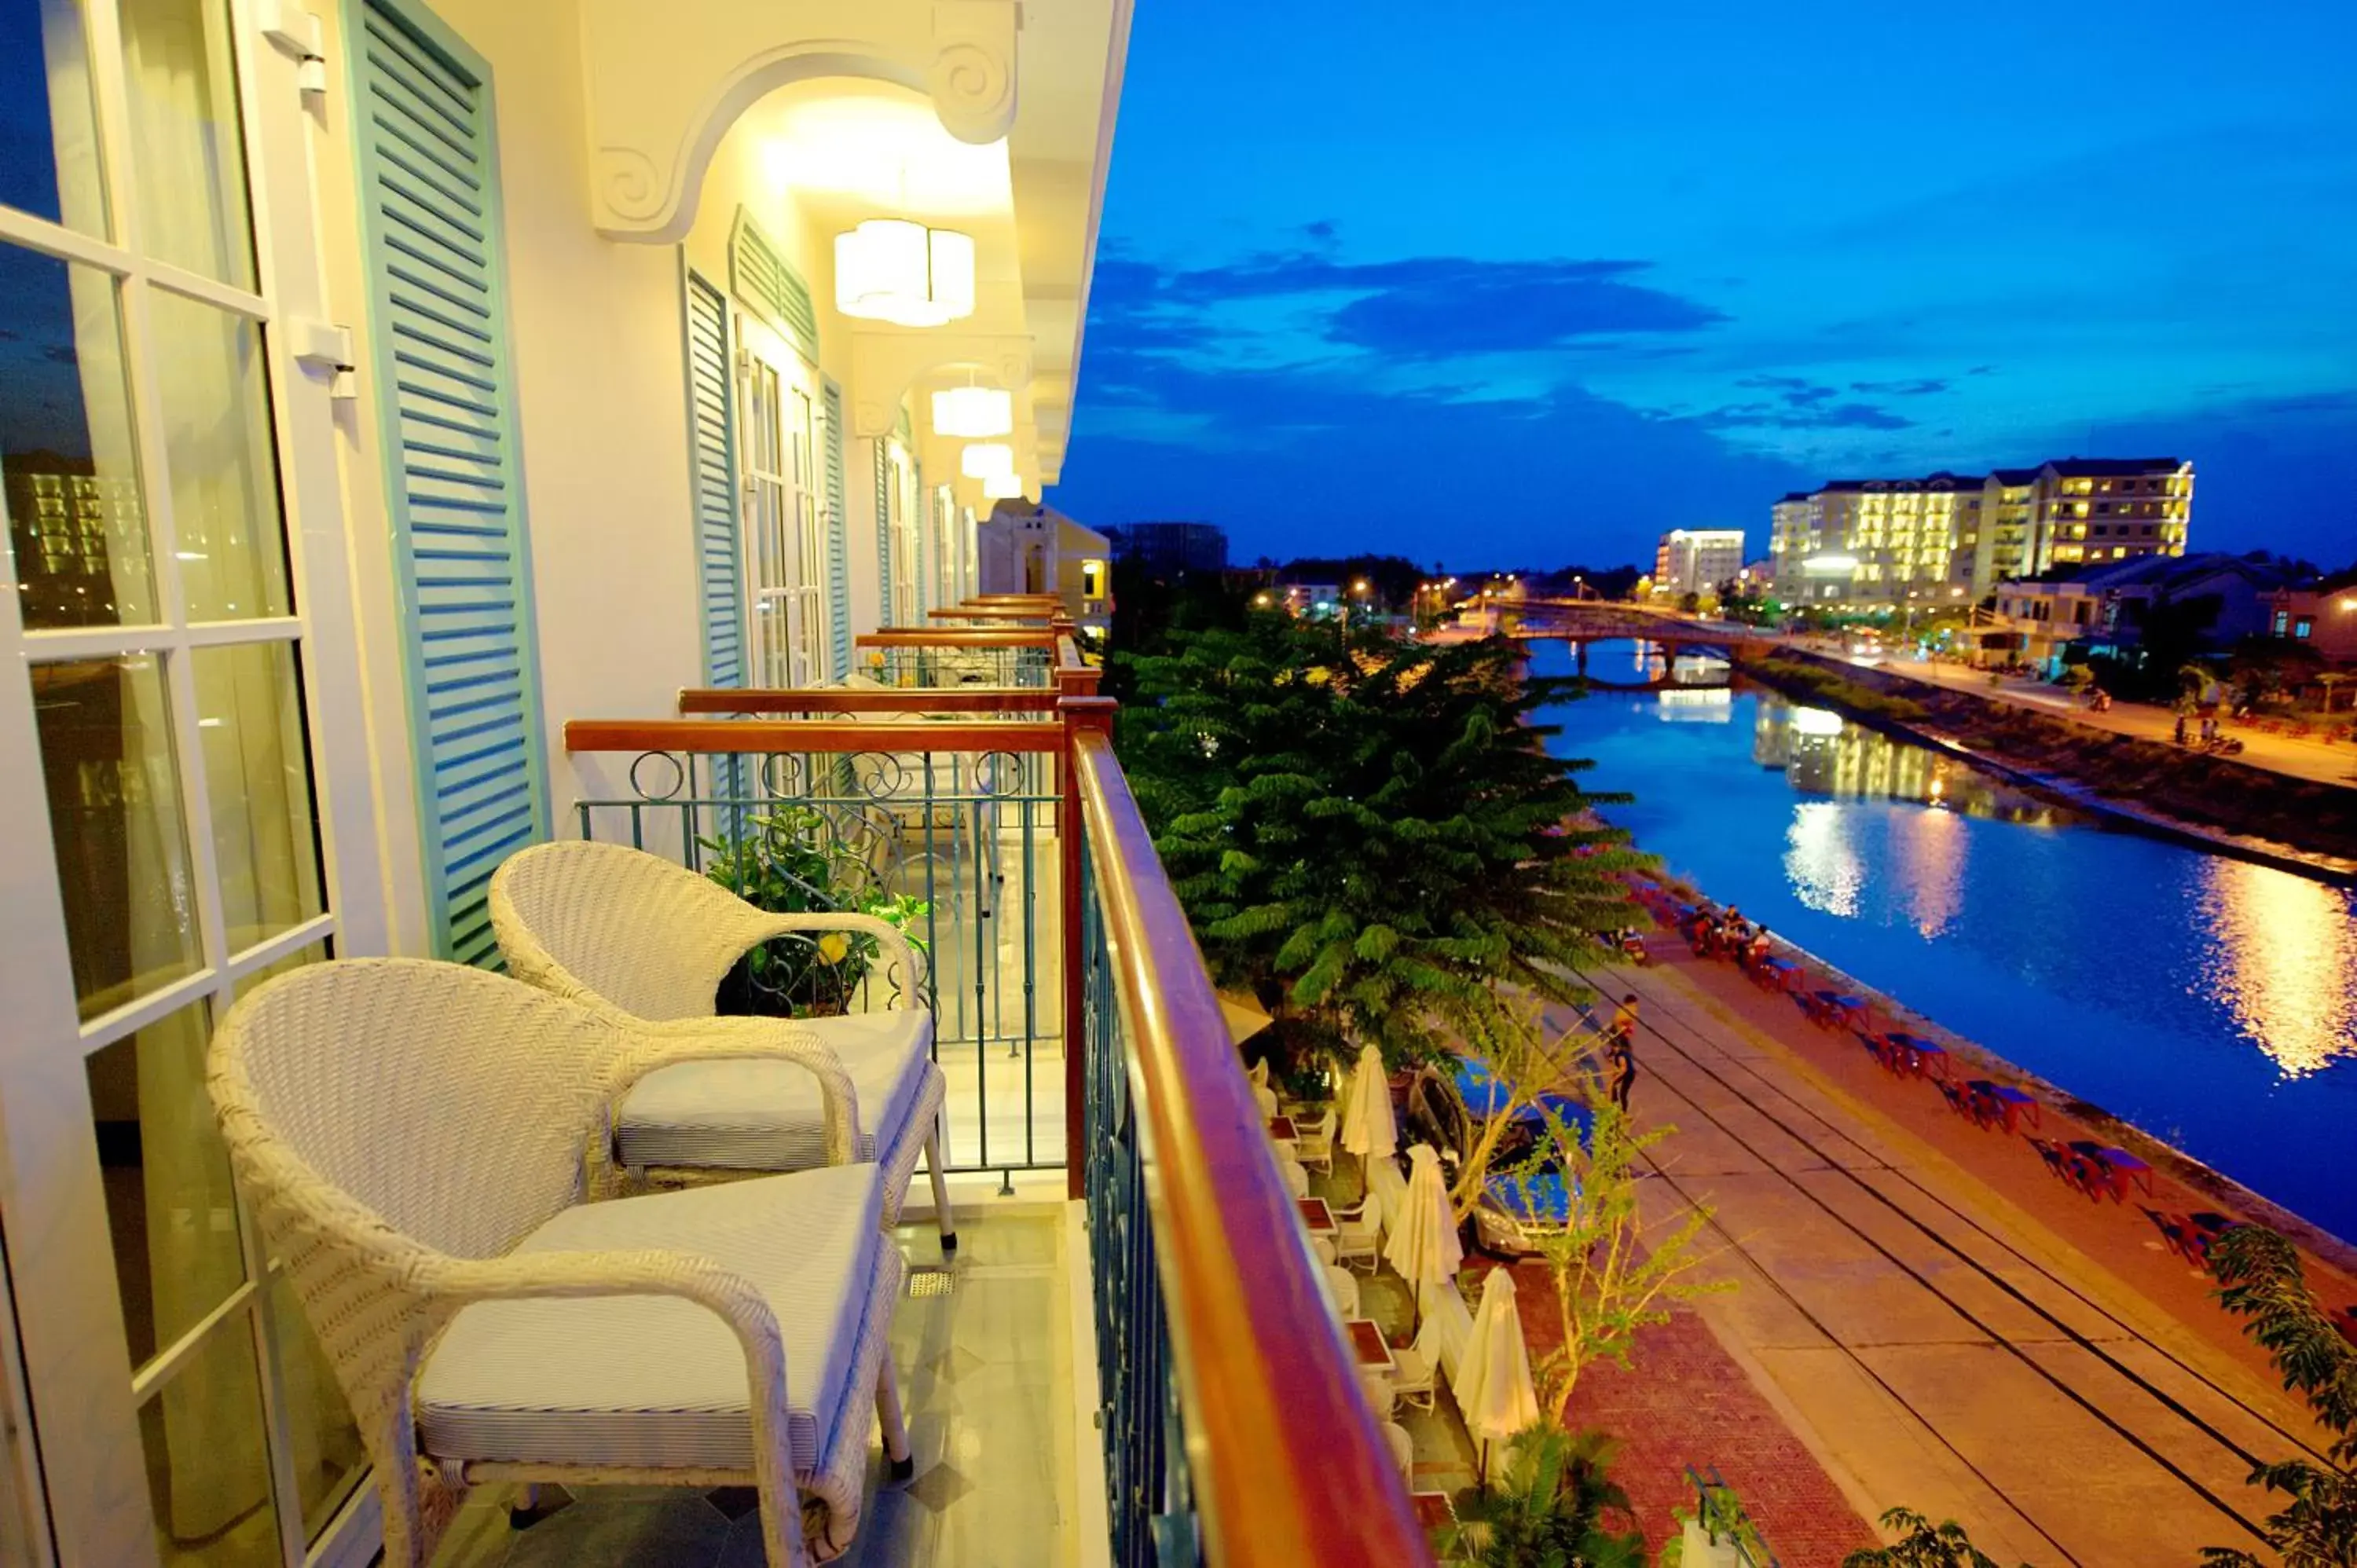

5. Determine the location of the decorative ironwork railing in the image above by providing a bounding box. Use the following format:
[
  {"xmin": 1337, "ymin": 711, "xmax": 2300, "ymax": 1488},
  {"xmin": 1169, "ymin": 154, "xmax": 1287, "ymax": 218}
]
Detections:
[
  {"xmin": 564, "ymin": 632, "xmax": 1430, "ymax": 1563},
  {"xmin": 854, "ymin": 626, "xmax": 1058, "ymax": 688},
  {"xmin": 565, "ymin": 716, "xmax": 1065, "ymax": 1176}
]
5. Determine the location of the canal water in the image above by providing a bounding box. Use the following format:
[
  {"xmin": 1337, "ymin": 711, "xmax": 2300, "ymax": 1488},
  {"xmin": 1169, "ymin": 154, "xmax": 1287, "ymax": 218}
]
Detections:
[{"xmin": 1532, "ymin": 639, "xmax": 2357, "ymax": 1244}]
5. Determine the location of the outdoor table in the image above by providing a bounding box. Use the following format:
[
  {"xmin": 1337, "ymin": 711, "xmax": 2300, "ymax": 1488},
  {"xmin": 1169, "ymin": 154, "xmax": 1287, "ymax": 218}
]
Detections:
[
  {"xmin": 1885, "ymin": 1031, "xmax": 1948, "ymax": 1079},
  {"xmin": 2095, "ymin": 1145, "xmax": 2154, "ymax": 1196},
  {"xmin": 1968, "ymin": 1080, "xmax": 2039, "ymax": 1132},
  {"xmin": 1807, "ymin": 990, "xmax": 1865, "ymax": 1028},
  {"xmin": 1758, "ymin": 957, "xmax": 1800, "ymax": 993},
  {"xmin": 1297, "ymin": 1196, "xmax": 1336, "ymax": 1238},
  {"xmin": 1409, "ymin": 1493, "xmax": 1456, "ymax": 1531},
  {"xmin": 1344, "ymin": 1317, "xmax": 1395, "ymax": 1374},
  {"xmin": 1267, "ymin": 1115, "xmax": 1298, "ymax": 1144}
]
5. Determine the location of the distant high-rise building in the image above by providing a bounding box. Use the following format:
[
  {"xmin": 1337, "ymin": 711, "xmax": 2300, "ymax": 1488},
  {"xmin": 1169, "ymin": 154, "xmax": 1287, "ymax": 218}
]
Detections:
[
  {"xmin": 1105, "ymin": 520, "xmax": 1228, "ymax": 575},
  {"xmin": 1652, "ymin": 529, "xmax": 1746, "ymax": 597},
  {"xmin": 1769, "ymin": 457, "xmax": 2193, "ymax": 606}
]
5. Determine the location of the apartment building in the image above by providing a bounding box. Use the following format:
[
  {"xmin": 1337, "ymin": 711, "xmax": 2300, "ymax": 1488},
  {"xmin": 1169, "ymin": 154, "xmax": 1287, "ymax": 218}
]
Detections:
[
  {"xmin": 1653, "ymin": 528, "xmax": 1747, "ymax": 597},
  {"xmin": 1769, "ymin": 458, "xmax": 2194, "ymax": 607}
]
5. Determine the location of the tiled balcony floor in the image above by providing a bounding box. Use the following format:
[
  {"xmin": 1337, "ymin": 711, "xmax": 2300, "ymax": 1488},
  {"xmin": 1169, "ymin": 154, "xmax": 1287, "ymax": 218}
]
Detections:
[{"xmin": 427, "ymin": 1209, "xmax": 1079, "ymax": 1568}]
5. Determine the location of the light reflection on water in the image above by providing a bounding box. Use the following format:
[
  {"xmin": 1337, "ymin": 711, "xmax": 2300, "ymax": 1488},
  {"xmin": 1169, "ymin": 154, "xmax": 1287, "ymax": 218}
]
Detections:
[
  {"xmin": 1540, "ymin": 639, "xmax": 2357, "ymax": 1238},
  {"xmin": 2199, "ymin": 859, "xmax": 2357, "ymax": 1078}
]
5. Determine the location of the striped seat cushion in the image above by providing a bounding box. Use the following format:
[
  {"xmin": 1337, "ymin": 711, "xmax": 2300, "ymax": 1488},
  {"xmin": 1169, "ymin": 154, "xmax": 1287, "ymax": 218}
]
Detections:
[
  {"xmin": 618, "ymin": 1009, "xmax": 933, "ymax": 1172},
  {"xmin": 416, "ymin": 1163, "xmax": 883, "ymax": 1472}
]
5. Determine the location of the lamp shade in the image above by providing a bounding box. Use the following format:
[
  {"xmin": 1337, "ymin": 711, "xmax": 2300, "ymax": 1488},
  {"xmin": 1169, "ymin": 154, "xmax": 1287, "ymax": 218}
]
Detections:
[
  {"xmin": 834, "ymin": 219, "xmax": 975, "ymax": 328},
  {"xmin": 981, "ymin": 471, "xmax": 1026, "ymax": 500},
  {"xmin": 933, "ymin": 385, "xmax": 1013, "ymax": 438},
  {"xmin": 960, "ymin": 442, "xmax": 1015, "ymax": 480}
]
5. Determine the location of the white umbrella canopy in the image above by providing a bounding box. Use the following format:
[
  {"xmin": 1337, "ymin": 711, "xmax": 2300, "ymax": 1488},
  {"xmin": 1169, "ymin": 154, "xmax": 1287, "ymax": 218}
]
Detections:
[
  {"xmin": 1384, "ymin": 1143, "xmax": 1464, "ymax": 1304},
  {"xmin": 1339, "ymin": 1044, "xmax": 1397, "ymax": 1161},
  {"xmin": 1453, "ymin": 1268, "xmax": 1540, "ymax": 1481}
]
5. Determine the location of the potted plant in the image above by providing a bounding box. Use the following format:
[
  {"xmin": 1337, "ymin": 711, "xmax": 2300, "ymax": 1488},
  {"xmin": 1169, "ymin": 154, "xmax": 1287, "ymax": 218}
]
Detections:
[{"xmin": 698, "ymin": 807, "xmax": 930, "ymax": 1017}]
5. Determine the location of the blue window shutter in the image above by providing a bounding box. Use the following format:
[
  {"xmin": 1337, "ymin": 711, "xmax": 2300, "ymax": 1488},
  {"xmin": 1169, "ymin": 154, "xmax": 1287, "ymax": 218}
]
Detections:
[
  {"xmin": 683, "ymin": 269, "xmax": 741, "ymax": 687},
  {"xmin": 823, "ymin": 378, "xmax": 850, "ymax": 676},
  {"xmin": 874, "ymin": 438, "xmax": 892, "ymax": 627},
  {"xmin": 728, "ymin": 211, "xmax": 818, "ymax": 362},
  {"xmin": 350, "ymin": 0, "xmax": 548, "ymax": 965}
]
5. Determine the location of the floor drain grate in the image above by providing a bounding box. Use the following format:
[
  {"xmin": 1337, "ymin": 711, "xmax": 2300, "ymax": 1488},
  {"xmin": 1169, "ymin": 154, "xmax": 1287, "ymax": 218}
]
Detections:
[{"xmin": 907, "ymin": 1267, "xmax": 955, "ymax": 1298}]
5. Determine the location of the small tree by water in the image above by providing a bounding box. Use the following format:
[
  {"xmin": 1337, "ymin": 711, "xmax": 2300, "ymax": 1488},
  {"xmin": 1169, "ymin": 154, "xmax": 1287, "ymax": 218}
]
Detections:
[{"xmin": 1115, "ymin": 618, "xmax": 1645, "ymax": 1067}]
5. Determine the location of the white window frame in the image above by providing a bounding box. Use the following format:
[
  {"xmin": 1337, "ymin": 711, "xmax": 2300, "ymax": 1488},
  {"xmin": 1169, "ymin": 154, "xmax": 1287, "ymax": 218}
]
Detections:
[
  {"xmin": 0, "ymin": 5, "xmax": 387, "ymax": 1566},
  {"xmin": 736, "ymin": 319, "xmax": 827, "ymax": 688}
]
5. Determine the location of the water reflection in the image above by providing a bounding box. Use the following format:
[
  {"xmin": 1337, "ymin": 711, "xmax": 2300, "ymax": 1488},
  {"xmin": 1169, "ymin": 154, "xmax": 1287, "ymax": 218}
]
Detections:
[
  {"xmin": 1749, "ymin": 691, "xmax": 2062, "ymax": 825},
  {"xmin": 2200, "ymin": 859, "xmax": 2357, "ymax": 1076},
  {"xmin": 1784, "ymin": 802, "xmax": 1865, "ymax": 917}
]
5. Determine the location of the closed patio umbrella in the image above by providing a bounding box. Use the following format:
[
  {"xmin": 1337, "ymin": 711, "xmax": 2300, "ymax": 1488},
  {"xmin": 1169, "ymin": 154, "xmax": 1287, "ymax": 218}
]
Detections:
[
  {"xmin": 1340, "ymin": 1044, "xmax": 1397, "ymax": 1172},
  {"xmin": 1453, "ymin": 1268, "xmax": 1539, "ymax": 1485},
  {"xmin": 1384, "ymin": 1143, "xmax": 1462, "ymax": 1331}
]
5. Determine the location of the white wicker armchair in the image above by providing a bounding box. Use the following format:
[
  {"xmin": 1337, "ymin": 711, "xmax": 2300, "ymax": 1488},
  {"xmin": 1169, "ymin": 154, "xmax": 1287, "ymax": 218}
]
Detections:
[
  {"xmin": 207, "ymin": 959, "xmax": 911, "ymax": 1568},
  {"xmin": 490, "ymin": 840, "xmax": 955, "ymax": 1246}
]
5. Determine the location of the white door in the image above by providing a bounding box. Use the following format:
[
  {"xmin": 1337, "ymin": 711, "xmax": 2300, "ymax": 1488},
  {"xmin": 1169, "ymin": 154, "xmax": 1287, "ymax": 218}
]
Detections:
[
  {"xmin": 0, "ymin": 2, "xmax": 380, "ymax": 1564},
  {"xmin": 886, "ymin": 441, "xmax": 920, "ymax": 626},
  {"xmin": 738, "ymin": 322, "xmax": 826, "ymax": 687}
]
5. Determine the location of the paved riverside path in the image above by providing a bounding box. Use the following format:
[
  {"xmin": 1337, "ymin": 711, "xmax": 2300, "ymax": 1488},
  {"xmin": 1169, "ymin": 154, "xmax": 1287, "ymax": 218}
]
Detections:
[
  {"xmin": 1575, "ymin": 947, "xmax": 2344, "ymax": 1566},
  {"xmin": 1812, "ymin": 643, "xmax": 2357, "ymax": 789}
]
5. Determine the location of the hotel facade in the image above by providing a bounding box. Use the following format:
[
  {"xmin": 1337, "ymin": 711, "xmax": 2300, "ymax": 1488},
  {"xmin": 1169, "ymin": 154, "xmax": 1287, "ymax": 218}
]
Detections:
[
  {"xmin": 1769, "ymin": 457, "xmax": 2194, "ymax": 608},
  {"xmin": 0, "ymin": 6, "xmax": 1439, "ymax": 1567}
]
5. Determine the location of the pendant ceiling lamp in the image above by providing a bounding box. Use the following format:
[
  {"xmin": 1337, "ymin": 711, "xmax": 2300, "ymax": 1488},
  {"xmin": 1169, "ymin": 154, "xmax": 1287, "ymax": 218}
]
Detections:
[
  {"xmin": 961, "ymin": 441, "xmax": 1014, "ymax": 480},
  {"xmin": 834, "ymin": 218, "xmax": 976, "ymax": 328},
  {"xmin": 933, "ymin": 383, "xmax": 1013, "ymax": 438},
  {"xmin": 982, "ymin": 471, "xmax": 1027, "ymax": 500}
]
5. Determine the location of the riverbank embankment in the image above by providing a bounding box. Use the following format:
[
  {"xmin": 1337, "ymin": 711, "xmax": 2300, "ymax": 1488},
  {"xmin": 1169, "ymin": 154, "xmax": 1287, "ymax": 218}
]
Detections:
[{"xmin": 1733, "ymin": 646, "xmax": 2357, "ymax": 884}]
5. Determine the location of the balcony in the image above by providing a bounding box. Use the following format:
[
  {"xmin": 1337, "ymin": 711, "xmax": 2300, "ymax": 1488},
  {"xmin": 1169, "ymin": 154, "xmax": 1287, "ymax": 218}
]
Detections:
[{"xmin": 538, "ymin": 623, "xmax": 1438, "ymax": 1566}]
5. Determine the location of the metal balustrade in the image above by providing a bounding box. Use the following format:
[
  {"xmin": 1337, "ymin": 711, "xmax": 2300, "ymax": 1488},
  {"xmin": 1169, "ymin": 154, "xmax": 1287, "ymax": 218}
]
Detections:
[{"xmin": 562, "ymin": 624, "xmax": 1430, "ymax": 1564}]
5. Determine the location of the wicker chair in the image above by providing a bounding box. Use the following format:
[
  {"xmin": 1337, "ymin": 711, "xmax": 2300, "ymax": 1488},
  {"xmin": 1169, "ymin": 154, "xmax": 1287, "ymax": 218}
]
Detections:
[
  {"xmin": 207, "ymin": 959, "xmax": 912, "ymax": 1568},
  {"xmin": 490, "ymin": 841, "xmax": 955, "ymax": 1247}
]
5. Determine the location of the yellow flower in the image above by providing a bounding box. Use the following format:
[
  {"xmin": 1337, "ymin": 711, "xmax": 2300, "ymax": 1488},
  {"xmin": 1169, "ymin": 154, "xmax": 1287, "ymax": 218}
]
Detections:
[{"xmin": 817, "ymin": 932, "xmax": 850, "ymax": 965}]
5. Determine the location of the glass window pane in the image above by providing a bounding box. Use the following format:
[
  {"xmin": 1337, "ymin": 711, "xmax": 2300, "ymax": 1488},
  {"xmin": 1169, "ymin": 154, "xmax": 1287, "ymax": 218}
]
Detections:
[
  {"xmin": 192, "ymin": 643, "xmax": 321, "ymax": 952},
  {"xmin": 0, "ymin": 0, "xmax": 108, "ymax": 234},
  {"xmin": 267, "ymin": 1273, "xmax": 365, "ymax": 1542},
  {"xmin": 150, "ymin": 291, "xmax": 289, "ymax": 621},
  {"xmin": 86, "ymin": 999, "xmax": 244, "ymax": 1369},
  {"xmin": 137, "ymin": 1320, "xmax": 281, "ymax": 1567},
  {"xmin": 0, "ymin": 245, "xmax": 157, "ymax": 629},
  {"xmin": 34, "ymin": 654, "xmax": 201, "ymax": 1019},
  {"xmin": 119, "ymin": 0, "xmax": 255, "ymax": 291}
]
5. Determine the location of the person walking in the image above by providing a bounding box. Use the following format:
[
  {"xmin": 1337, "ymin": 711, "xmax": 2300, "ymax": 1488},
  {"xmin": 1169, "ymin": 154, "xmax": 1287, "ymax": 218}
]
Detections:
[{"xmin": 1607, "ymin": 994, "xmax": 1640, "ymax": 1113}]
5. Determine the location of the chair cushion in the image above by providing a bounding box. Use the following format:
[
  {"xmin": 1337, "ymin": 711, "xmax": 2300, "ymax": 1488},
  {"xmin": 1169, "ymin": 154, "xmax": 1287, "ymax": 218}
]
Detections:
[
  {"xmin": 416, "ymin": 1163, "xmax": 884, "ymax": 1473},
  {"xmin": 617, "ymin": 1009, "xmax": 933, "ymax": 1173}
]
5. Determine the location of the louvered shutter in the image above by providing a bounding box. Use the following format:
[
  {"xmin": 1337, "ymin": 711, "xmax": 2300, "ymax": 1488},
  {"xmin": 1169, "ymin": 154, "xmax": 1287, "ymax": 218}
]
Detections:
[
  {"xmin": 874, "ymin": 438, "xmax": 892, "ymax": 626},
  {"xmin": 683, "ymin": 270, "xmax": 741, "ymax": 687},
  {"xmin": 353, "ymin": 0, "xmax": 548, "ymax": 965},
  {"xmin": 913, "ymin": 460, "xmax": 929, "ymax": 617},
  {"xmin": 823, "ymin": 379, "xmax": 850, "ymax": 676}
]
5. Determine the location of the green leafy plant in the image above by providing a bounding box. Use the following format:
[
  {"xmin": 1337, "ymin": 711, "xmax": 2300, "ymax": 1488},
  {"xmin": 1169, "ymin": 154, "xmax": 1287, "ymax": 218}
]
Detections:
[
  {"xmin": 2198, "ymin": 1225, "xmax": 2357, "ymax": 1567},
  {"xmin": 1442, "ymin": 1427, "xmax": 1645, "ymax": 1568},
  {"xmin": 1660, "ymin": 1475, "xmax": 1770, "ymax": 1566},
  {"xmin": 698, "ymin": 808, "xmax": 929, "ymax": 1017},
  {"xmin": 1115, "ymin": 620, "xmax": 1647, "ymax": 1070},
  {"xmin": 1515, "ymin": 1097, "xmax": 1728, "ymax": 1418},
  {"xmin": 1842, "ymin": 1508, "xmax": 2025, "ymax": 1567}
]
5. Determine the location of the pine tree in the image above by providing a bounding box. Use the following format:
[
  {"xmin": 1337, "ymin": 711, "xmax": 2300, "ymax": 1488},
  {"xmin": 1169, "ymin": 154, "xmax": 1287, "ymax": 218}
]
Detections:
[{"xmin": 1115, "ymin": 615, "xmax": 1644, "ymax": 1064}]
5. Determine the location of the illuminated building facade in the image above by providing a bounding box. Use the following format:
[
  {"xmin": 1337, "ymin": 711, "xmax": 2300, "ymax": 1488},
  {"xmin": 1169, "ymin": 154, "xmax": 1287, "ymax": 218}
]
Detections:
[
  {"xmin": 1769, "ymin": 457, "xmax": 2194, "ymax": 607},
  {"xmin": 1653, "ymin": 528, "xmax": 1747, "ymax": 597}
]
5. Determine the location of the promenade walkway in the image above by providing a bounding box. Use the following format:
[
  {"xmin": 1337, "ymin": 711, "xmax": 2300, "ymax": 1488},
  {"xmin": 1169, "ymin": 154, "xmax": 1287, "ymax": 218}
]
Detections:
[
  {"xmin": 1584, "ymin": 944, "xmax": 2348, "ymax": 1566},
  {"xmin": 1813, "ymin": 644, "xmax": 2357, "ymax": 789}
]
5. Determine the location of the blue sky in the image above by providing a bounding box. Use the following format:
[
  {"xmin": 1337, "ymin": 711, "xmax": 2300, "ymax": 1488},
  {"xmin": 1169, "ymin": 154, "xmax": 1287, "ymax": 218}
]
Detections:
[{"xmin": 1048, "ymin": 1, "xmax": 2357, "ymax": 570}]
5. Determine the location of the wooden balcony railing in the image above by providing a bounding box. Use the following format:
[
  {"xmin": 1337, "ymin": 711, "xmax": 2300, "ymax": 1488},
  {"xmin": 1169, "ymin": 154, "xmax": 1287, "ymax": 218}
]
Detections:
[{"xmin": 562, "ymin": 629, "xmax": 1431, "ymax": 1565}]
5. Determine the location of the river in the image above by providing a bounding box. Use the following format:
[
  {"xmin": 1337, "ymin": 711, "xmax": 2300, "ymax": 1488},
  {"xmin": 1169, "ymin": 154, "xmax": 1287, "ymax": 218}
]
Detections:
[{"xmin": 1533, "ymin": 639, "xmax": 2357, "ymax": 1244}]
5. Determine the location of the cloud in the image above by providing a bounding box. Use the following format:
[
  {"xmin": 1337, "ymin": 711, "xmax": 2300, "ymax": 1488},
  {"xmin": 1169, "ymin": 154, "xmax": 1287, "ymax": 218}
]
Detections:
[
  {"xmin": 1096, "ymin": 247, "xmax": 1728, "ymax": 364},
  {"xmin": 1678, "ymin": 399, "xmax": 1915, "ymax": 432},
  {"xmin": 1850, "ymin": 377, "xmax": 1948, "ymax": 396}
]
